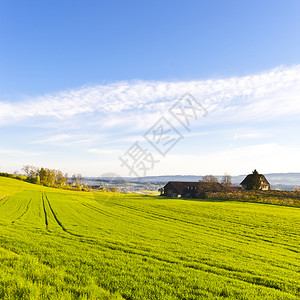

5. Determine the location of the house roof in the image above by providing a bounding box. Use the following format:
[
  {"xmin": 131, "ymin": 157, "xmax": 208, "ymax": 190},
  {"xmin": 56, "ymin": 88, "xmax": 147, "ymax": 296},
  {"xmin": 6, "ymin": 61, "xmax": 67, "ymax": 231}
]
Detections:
[
  {"xmin": 164, "ymin": 181, "xmax": 199, "ymax": 194},
  {"xmin": 240, "ymin": 174, "xmax": 270, "ymax": 186},
  {"xmin": 164, "ymin": 181, "xmax": 225, "ymax": 194}
]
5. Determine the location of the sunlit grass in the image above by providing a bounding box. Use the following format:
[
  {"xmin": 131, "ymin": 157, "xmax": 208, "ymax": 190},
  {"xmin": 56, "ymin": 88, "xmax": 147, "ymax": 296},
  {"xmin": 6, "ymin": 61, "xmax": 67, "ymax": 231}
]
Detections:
[{"xmin": 0, "ymin": 177, "xmax": 299, "ymax": 299}]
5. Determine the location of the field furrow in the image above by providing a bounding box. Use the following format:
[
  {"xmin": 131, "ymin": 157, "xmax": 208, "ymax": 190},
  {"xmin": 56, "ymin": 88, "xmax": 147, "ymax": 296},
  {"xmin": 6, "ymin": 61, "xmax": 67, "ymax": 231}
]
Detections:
[
  {"xmin": 41, "ymin": 193, "xmax": 48, "ymax": 230},
  {"xmin": 11, "ymin": 199, "xmax": 32, "ymax": 224},
  {"xmin": 0, "ymin": 179, "xmax": 299, "ymax": 299}
]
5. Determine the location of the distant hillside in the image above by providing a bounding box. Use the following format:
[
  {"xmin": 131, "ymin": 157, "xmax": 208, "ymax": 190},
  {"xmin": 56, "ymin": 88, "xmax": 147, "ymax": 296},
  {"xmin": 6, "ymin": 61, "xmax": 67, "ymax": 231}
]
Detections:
[
  {"xmin": 121, "ymin": 173, "xmax": 300, "ymax": 185},
  {"xmin": 86, "ymin": 173, "xmax": 300, "ymax": 191}
]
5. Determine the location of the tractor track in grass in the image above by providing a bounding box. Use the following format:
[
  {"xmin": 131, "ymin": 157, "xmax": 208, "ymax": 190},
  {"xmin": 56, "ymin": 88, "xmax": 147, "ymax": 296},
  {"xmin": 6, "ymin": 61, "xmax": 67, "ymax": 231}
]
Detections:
[
  {"xmin": 80, "ymin": 200, "xmax": 144, "ymax": 225},
  {"xmin": 46, "ymin": 194, "xmax": 126, "ymax": 225},
  {"xmin": 12, "ymin": 198, "xmax": 32, "ymax": 224},
  {"xmin": 43, "ymin": 193, "xmax": 83, "ymax": 237},
  {"xmin": 0, "ymin": 195, "xmax": 11, "ymax": 207},
  {"xmin": 113, "ymin": 202, "xmax": 231, "ymax": 234},
  {"xmin": 0, "ymin": 195, "xmax": 7, "ymax": 201},
  {"xmin": 113, "ymin": 203, "xmax": 294, "ymax": 249},
  {"xmin": 108, "ymin": 203, "xmax": 250, "ymax": 245},
  {"xmin": 7, "ymin": 198, "xmax": 27, "ymax": 219},
  {"xmin": 80, "ymin": 202, "xmax": 125, "ymax": 221},
  {"xmin": 85, "ymin": 238, "xmax": 292, "ymax": 294},
  {"xmin": 42, "ymin": 194, "xmax": 48, "ymax": 230}
]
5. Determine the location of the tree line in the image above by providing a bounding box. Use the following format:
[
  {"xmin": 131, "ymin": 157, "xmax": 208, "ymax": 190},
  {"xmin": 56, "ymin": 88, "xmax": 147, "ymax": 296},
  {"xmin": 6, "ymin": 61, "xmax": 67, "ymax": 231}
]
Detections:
[
  {"xmin": 200, "ymin": 173, "xmax": 232, "ymax": 190},
  {"xmin": 201, "ymin": 170, "xmax": 266, "ymax": 191},
  {"xmin": 21, "ymin": 165, "xmax": 89, "ymax": 191}
]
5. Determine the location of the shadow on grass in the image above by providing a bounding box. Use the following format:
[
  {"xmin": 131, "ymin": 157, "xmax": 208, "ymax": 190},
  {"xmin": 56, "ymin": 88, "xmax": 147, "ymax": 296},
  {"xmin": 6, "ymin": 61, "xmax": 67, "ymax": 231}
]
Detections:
[
  {"xmin": 135, "ymin": 194, "xmax": 231, "ymax": 203},
  {"xmin": 143, "ymin": 194, "xmax": 300, "ymax": 208}
]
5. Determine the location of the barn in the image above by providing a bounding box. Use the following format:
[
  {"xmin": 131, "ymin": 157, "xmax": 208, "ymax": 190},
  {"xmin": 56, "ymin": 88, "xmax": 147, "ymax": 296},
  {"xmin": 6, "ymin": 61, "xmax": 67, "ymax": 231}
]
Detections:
[{"xmin": 163, "ymin": 181, "xmax": 225, "ymax": 198}]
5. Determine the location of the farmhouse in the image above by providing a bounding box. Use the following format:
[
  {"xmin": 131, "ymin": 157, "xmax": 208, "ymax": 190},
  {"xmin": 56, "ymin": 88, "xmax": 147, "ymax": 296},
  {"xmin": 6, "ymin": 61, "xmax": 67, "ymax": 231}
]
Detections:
[
  {"xmin": 163, "ymin": 181, "xmax": 225, "ymax": 198},
  {"xmin": 240, "ymin": 173, "xmax": 271, "ymax": 190}
]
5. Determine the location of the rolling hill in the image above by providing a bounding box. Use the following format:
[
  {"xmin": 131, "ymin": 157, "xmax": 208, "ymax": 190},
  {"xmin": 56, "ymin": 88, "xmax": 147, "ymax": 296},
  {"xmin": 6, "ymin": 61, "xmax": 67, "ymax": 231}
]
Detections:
[{"xmin": 0, "ymin": 177, "xmax": 299, "ymax": 299}]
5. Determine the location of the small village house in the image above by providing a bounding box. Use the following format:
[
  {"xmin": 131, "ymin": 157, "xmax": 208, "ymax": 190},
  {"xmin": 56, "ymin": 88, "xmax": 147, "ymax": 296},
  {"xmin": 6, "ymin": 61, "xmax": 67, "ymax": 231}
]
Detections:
[{"xmin": 240, "ymin": 173, "xmax": 271, "ymax": 190}]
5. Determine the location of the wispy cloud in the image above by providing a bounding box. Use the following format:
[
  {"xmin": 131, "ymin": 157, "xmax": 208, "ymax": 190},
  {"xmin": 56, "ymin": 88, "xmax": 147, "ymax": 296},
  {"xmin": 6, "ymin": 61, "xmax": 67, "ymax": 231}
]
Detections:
[
  {"xmin": 158, "ymin": 143, "xmax": 300, "ymax": 176},
  {"xmin": 87, "ymin": 148, "xmax": 121, "ymax": 155},
  {"xmin": 31, "ymin": 133, "xmax": 107, "ymax": 147},
  {"xmin": 0, "ymin": 148, "xmax": 45, "ymax": 157},
  {"xmin": 1, "ymin": 65, "xmax": 300, "ymax": 131},
  {"xmin": 2, "ymin": 65, "xmax": 300, "ymax": 176},
  {"xmin": 233, "ymin": 131, "xmax": 264, "ymax": 141},
  {"xmin": 32, "ymin": 134, "xmax": 74, "ymax": 144}
]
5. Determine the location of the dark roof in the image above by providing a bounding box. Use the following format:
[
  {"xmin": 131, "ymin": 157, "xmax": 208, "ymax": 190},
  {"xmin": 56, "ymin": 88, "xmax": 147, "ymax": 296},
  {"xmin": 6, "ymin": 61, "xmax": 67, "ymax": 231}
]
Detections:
[
  {"xmin": 164, "ymin": 181, "xmax": 199, "ymax": 194},
  {"xmin": 240, "ymin": 174, "xmax": 253, "ymax": 185},
  {"xmin": 164, "ymin": 181, "xmax": 225, "ymax": 194},
  {"xmin": 240, "ymin": 174, "xmax": 270, "ymax": 186}
]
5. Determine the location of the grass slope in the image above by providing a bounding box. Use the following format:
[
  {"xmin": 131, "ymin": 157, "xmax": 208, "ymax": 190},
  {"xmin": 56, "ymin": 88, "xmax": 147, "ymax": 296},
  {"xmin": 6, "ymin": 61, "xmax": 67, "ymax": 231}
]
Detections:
[{"xmin": 0, "ymin": 177, "xmax": 299, "ymax": 299}]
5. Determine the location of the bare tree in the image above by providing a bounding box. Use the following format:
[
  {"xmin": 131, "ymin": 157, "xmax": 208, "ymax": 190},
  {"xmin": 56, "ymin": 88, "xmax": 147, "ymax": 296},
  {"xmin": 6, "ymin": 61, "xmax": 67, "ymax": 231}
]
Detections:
[
  {"xmin": 76, "ymin": 174, "xmax": 83, "ymax": 185},
  {"xmin": 71, "ymin": 173, "xmax": 83, "ymax": 186},
  {"xmin": 201, "ymin": 175, "xmax": 218, "ymax": 183},
  {"xmin": 22, "ymin": 165, "xmax": 37, "ymax": 177},
  {"xmin": 221, "ymin": 173, "xmax": 232, "ymax": 190},
  {"xmin": 71, "ymin": 174, "xmax": 77, "ymax": 186},
  {"xmin": 22, "ymin": 165, "xmax": 31, "ymax": 176},
  {"xmin": 64, "ymin": 173, "xmax": 68, "ymax": 184}
]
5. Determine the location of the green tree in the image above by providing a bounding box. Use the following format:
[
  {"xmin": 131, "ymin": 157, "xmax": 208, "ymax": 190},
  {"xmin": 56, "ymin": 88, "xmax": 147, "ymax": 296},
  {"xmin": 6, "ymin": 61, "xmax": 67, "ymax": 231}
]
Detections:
[
  {"xmin": 75, "ymin": 183, "xmax": 81, "ymax": 191},
  {"xmin": 247, "ymin": 169, "xmax": 261, "ymax": 190},
  {"xmin": 49, "ymin": 170, "xmax": 56, "ymax": 186},
  {"xmin": 39, "ymin": 168, "xmax": 47, "ymax": 184},
  {"xmin": 252, "ymin": 169, "xmax": 261, "ymax": 190},
  {"xmin": 55, "ymin": 170, "xmax": 66, "ymax": 186}
]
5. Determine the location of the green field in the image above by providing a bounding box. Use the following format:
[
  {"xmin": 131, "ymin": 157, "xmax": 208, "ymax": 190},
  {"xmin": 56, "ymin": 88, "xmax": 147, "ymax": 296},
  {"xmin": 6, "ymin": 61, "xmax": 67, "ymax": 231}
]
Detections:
[{"xmin": 0, "ymin": 177, "xmax": 299, "ymax": 299}]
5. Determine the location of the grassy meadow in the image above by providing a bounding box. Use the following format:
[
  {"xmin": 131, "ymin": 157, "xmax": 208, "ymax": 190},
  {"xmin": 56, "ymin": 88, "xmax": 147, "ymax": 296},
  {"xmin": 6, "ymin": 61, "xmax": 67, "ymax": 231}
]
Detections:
[{"xmin": 0, "ymin": 177, "xmax": 299, "ymax": 299}]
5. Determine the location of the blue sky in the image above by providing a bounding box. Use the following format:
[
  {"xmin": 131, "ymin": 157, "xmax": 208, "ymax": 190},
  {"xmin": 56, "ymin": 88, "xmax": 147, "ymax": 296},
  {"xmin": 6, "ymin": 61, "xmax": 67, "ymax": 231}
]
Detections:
[{"xmin": 1, "ymin": 0, "xmax": 300, "ymax": 177}]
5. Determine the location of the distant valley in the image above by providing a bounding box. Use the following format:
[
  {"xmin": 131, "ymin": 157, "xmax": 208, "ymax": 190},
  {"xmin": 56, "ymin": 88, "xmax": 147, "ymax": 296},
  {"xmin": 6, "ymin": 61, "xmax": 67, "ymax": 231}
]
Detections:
[{"xmin": 85, "ymin": 173, "xmax": 300, "ymax": 191}]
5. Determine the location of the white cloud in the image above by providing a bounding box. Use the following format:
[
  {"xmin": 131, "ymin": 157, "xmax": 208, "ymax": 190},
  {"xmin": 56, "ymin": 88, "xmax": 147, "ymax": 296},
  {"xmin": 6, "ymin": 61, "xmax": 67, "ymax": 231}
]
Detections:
[
  {"xmin": 154, "ymin": 143, "xmax": 300, "ymax": 176},
  {"xmin": 87, "ymin": 148, "xmax": 121, "ymax": 155},
  {"xmin": 0, "ymin": 65, "xmax": 300, "ymax": 130},
  {"xmin": 233, "ymin": 131, "xmax": 264, "ymax": 141},
  {"xmin": 32, "ymin": 134, "xmax": 74, "ymax": 144},
  {"xmin": 1, "ymin": 65, "xmax": 300, "ymax": 176},
  {"xmin": 31, "ymin": 133, "xmax": 107, "ymax": 147},
  {"xmin": 0, "ymin": 148, "xmax": 45, "ymax": 157}
]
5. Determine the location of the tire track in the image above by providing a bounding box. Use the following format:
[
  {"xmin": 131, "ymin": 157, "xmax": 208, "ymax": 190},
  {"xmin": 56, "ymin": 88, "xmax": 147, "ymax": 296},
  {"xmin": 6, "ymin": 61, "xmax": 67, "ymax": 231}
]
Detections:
[
  {"xmin": 114, "ymin": 202, "xmax": 204, "ymax": 226},
  {"xmin": 93, "ymin": 240, "xmax": 291, "ymax": 294},
  {"xmin": 0, "ymin": 195, "xmax": 7, "ymax": 201},
  {"xmin": 12, "ymin": 199, "xmax": 32, "ymax": 224},
  {"xmin": 0, "ymin": 195, "xmax": 10, "ymax": 207},
  {"xmin": 113, "ymin": 203, "xmax": 290, "ymax": 249},
  {"xmin": 80, "ymin": 202, "xmax": 121, "ymax": 219},
  {"xmin": 44, "ymin": 193, "xmax": 83, "ymax": 237},
  {"xmin": 7, "ymin": 200, "xmax": 24, "ymax": 218},
  {"xmin": 42, "ymin": 193, "xmax": 48, "ymax": 230}
]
